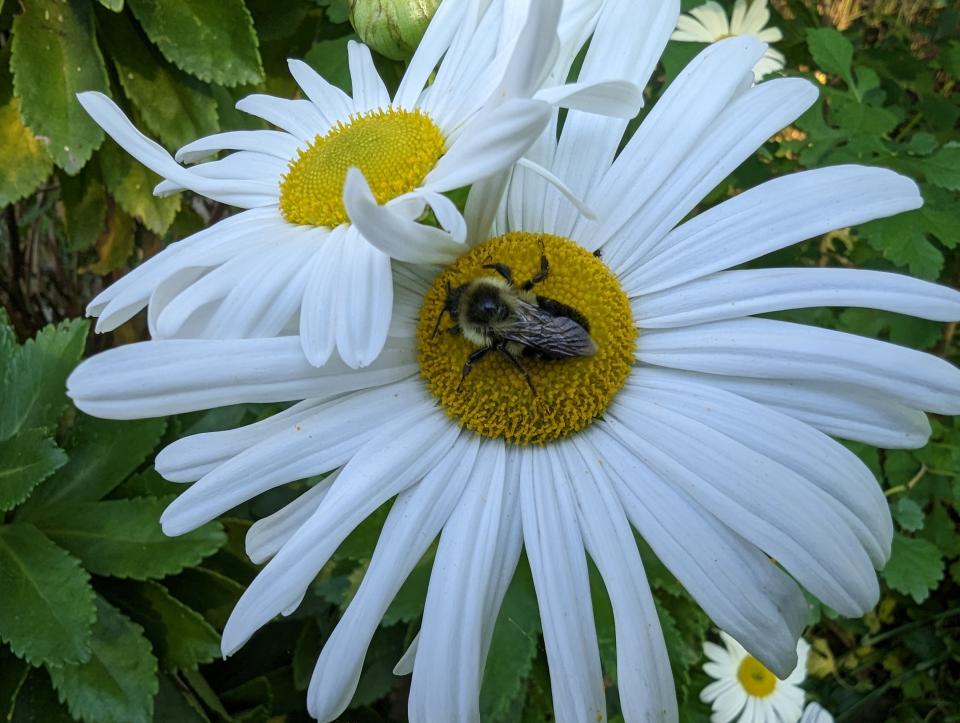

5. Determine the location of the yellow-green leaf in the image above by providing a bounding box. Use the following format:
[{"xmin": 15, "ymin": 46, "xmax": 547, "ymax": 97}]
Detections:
[{"xmin": 99, "ymin": 139, "xmax": 180, "ymax": 235}]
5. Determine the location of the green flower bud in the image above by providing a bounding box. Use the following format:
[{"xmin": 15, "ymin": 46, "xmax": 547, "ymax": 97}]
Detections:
[{"xmin": 349, "ymin": 0, "xmax": 441, "ymax": 61}]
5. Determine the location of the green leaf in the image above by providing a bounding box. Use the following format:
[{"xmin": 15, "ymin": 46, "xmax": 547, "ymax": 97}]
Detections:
[
  {"xmin": 127, "ymin": 0, "xmax": 263, "ymax": 87},
  {"xmin": 0, "ymin": 523, "xmax": 95, "ymax": 666},
  {"xmin": 892, "ymin": 497, "xmax": 925, "ymax": 532},
  {"xmin": 480, "ymin": 559, "xmax": 541, "ymax": 722},
  {"xmin": 0, "ymin": 429, "xmax": 67, "ymax": 512},
  {"xmin": 9, "ymin": 668, "xmax": 74, "ymax": 723},
  {"xmin": 100, "ymin": 138, "xmax": 180, "ymax": 235},
  {"xmin": 0, "ymin": 318, "xmax": 88, "ymax": 441},
  {"xmin": 97, "ymin": 9, "xmax": 218, "ymax": 151},
  {"xmin": 105, "ymin": 580, "xmax": 220, "ymax": 671},
  {"xmin": 920, "ymin": 501, "xmax": 960, "ymax": 558},
  {"xmin": 162, "ymin": 567, "xmax": 244, "ymax": 630},
  {"xmin": 806, "ymin": 28, "xmax": 856, "ymax": 90},
  {"xmin": 921, "ymin": 142, "xmax": 960, "ymax": 191},
  {"xmin": 59, "ymin": 170, "xmax": 107, "ymax": 251},
  {"xmin": 0, "ymin": 645, "xmax": 29, "ymax": 721},
  {"xmin": 0, "ymin": 49, "xmax": 53, "ymax": 206},
  {"xmin": 96, "ymin": 0, "xmax": 123, "ymax": 10},
  {"xmin": 381, "ymin": 552, "xmax": 432, "ymax": 625},
  {"xmin": 47, "ymin": 597, "xmax": 158, "ymax": 723},
  {"xmin": 859, "ymin": 213, "xmax": 944, "ymax": 279},
  {"xmin": 23, "ymin": 414, "xmax": 165, "ymax": 510},
  {"xmin": 80, "ymin": 206, "xmax": 136, "ymax": 275},
  {"xmin": 882, "ymin": 534, "xmax": 944, "ymax": 603},
  {"xmin": 153, "ymin": 675, "xmax": 210, "ymax": 723},
  {"xmin": 10, "ymin": 0, "xmax": 109, "ymax": 173},
  {"xmin": 29, "ymin": 497, "xmax": 225, "ymax": 580}
]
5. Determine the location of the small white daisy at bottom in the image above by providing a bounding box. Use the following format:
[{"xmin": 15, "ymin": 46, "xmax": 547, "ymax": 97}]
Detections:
[
  {"xmin": 701, "ymin": 632, "xmax": 809, "ymax": 723},
  {"xmin": 67, "ymin": 32, "xmax": 960, "ymax": 723}
]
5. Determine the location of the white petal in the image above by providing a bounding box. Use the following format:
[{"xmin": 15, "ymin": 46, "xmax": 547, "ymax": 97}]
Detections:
[
  {"xmin": 343, "ymin": 167, "xmax": 464, "ymax": 264},
  {"xmin": 220, "ymin": 405, "xmax": 457, "ymax": 655},
  {"xmin": 334, "ymin": 230, "xmax": 393, "ymax": 369},
  {"xmin": 520, "ymin": 447, "xmax": 606, "ymax": 723},
  {"xmin": 623, "ymin": 166, "xmax": 921, "ymax": 295},
  {"xmin": 300, "ymin": 228, "xmax": 346, "ymax": 366},
  {"xmin": 800, "ymin": 702, "xmax": 835, "ymax": 723},
  {"xmin": 287, "ymin": 58, "xmax": 353, "ymax": 125},
  {"xmin": 67, "ymin": 335, "xmax": 417, "ymax": 419},
  {"xmin": 160, "ymin": 381, "xmax": 428, "ymax": 535},
  {"xmin": 347, "ymin": 40, "xmax": 390, "ymax": 112},
  {"xmin": 636, "ymin": 268, "xmax": 960, "ymax": 328},
  {"xmin": 690, "ymin": 1, "xmax": 731, "ymax": 38},
  {"xmin": 155, "ymin": 398, "xmax": 328, "ymax": 482},
  {"xmin": 585, "ymin": 424, "xmax": 805, "ymax": 678},
  {"xmin": 307, "ymin": 436, "xmax": 480, "ymax": 722},
  {"xmin": 175, "ymin": 130, "xmax": 302, "ymax": 164},
  {"xmin": 605, "ymin": 400, "xmax": 879, "ymax": 617},
  {"xmin": 77, "ymin": 92, "xmax": 277, "ymax": 207},
  {"xmin": 668, "ymin": 371, "xmax": 931, "ymax": 449},
  {"xmin": 245, "ymin": 472, "xmax": 339, "ymax": 563},
  {"xmin": 414, "ymin": 190, "xmax": 468, "ymax": 242},
  {"xmin": 561, "ymin": 441, "xmax": 678, "ymax": 722},
  {"xmin": 394, "ymin": 0, "xmax": 470, "ymax": 108},
  {"xmin": 534, "ymin": 79, "xmax": 643, "ymax": 118},
  {"xmin": 235, "ymin": 95, "xmax": 328, "ymax": 141},
  {"xmin": 576, "ymin": 36, "xmax": 775, "ymax": 257},
  {"xmin": 425, "ymin": 98, "xmax": 552, "ymax": 193},
  {"xmin": 626, "ymin": 369, "xmax": 892, "ymax": 567},
  {"xmin": 637, "ymin": 317, "xmax": 960, "ymax": 415},
  {"xmin": 408, "ymin": 441, "xmax": 520, "ymax": 723}
]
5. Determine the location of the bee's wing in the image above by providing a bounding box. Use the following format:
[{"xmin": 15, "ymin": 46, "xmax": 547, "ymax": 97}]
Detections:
[{"xmin": 501, "ymin": 300, "xmax": 597, "ymax": 358}]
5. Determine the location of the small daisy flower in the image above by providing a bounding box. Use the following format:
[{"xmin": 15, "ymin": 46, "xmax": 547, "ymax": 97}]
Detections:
[
  {"xmin": 701, "ymin": 632, "xmax": 809, "ymax": 723},
  {"xmin": 800, "ymin": 702, "xmax": 835, "ymax": 723},
  {"xmin": 77, "ymin": 0, "xmax": 642, "ymax": 368},
  {"xmin": 68, "ymin": 30, "xmax": 960, "ymax": 723},
  {"xmin": 672, "ymin": 0, "xmax": 785, "ymax": 79}
]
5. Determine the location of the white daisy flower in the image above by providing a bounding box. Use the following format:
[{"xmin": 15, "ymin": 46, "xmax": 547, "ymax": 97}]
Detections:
[
  {"xmin": 672, "ymin": 0, "xmax": 785, "ymax": 79},
  {"xmin": 77, "ymin": 0, "xmax": 642, "ymax": 368},
  {"xmin": 701, "ymin": 632, "xmax": 809, "ymax": 723},
  {"xmin": 68, "ymin": 28, "xmax": 960, "ymax": 723},
  {"xmin": 800, "ymin": 702, "xmax": 835, "ymax": 723}
]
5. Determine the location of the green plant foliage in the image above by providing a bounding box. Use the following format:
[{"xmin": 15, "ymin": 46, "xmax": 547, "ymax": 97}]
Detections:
[{"xmin": 10, "ymin": 0, "xmax": 109, "ymax": 173}]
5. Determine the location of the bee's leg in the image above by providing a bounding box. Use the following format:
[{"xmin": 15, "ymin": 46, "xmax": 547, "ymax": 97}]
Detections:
[
  {"xmin": 431, "ymin": 307, "xmax": 449, "ymax": 337},
  {"xmin": 482, "ymin": 263, "xmax": 514, "ymax": 286},
  {"xmin": 521, "ymin": 240, "xmax": 549, "ymax": 291},
  {"xmin": 458, "ymin": 347, "xmax": 491, "ymax": 390},
  {"xmin": 497, "ymin": 345, "xmax": 536, "ymax": 395}
]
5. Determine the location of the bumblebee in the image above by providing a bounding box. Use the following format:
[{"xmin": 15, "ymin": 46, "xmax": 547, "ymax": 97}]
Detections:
[{"xmin": 433, "ymin": 240, "xmax": 597, "ymax": 393}]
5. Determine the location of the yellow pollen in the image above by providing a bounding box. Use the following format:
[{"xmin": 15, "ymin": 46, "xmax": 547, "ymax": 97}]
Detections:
[
  {"xmin": 737, "ymin": 656, "xmax": 778, "ymax": 698},
  {"xmin": 279, "ymin": 107, "xmax": 446, "ymax": 227},
  {"xmin": 417, "ymin": 232, "xmax": 636, "ymax": 445}
]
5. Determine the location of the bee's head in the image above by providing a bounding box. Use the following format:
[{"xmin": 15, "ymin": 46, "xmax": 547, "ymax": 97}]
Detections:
[{"xmin": 463, "ymin": 280, "xmax": 512, "ymax": 326}]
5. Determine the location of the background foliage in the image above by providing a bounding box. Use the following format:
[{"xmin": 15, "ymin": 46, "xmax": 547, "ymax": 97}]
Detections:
[{"xmin": 0, "ymin": 0, "xmax": 958, "ymax": 721}]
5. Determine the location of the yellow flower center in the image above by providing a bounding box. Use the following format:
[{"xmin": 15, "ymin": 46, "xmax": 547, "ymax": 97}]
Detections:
[
  {"xmin": 279, "ymin": 107, "xmax": 446, "ymax": 227},
  {"xmin": 417, "ymin": 232, "xmax": 636, "ymax": 445},
  {"xmin": 737, "ymin": 656, "xmax": 778, "ymax": 698}
]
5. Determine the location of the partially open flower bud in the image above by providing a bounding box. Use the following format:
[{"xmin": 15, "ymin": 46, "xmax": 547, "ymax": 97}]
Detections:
[{"xmin": 349, "ymin": 0, "xmax": 440, "ymax": 61}]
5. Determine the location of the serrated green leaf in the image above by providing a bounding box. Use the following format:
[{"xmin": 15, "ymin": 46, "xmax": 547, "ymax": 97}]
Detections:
[
  {"xmin": 127, "ymin": 0, "xmax": 263, "ymax": 87},
  {"xmin": 922, "ymin": 143, "xmax": 960, "ymax": 191},
  {"xmin": 59, "ymin": 170, "xmax": 107, "ymax": 251},
  {"xmin": 0, "ymin": 429, "xmax": 67, "ymax": 512},
  {"xmin": 0, "ymin": 523, "xmax": 95, "ymax": 666},
  {"xmin": 0, "ymin": 49, "xmax": 53, "ymax": 206},
  {"xmin": 30, "ymin": 497, "xmax": 225, "ymax": 580},
  {"xmin": 920, "ymin": 502, "xmax": 960, "ymax": 558},
  {"xmin": 97, "ymin": 9, "xmax": 218, "ymax": 151},
  {"xmin": 832, "ymin": 96, "xmax": 899, "ymax": 139},
  {"xmin": 859, "ymin": 213, "xmax": 944, "ymax": 279},
  {"xmin": 10, "ymin": 0, "xmax": 109, "ymax": 173},
  {"xmin": 99, "ymin": 139, "xmax": 180, "ymax": 235},
  {"xmin": 892, "ymin": 497, "xmax": 925, "ymax": 532},
  {"xmin": 153, "ymin": 675, "xmax": 210, "ymax": 723},
  {"xmin": 882, "ymin": 534, "xmax": 944, "ymax": 603},
  {"xmin": 105, "ymin": 580, "xmax": 220, "ymax": 671},
  {"xmin": 162, "ymin": 567, "xmax": 245, "ymax": 630},
  {"xmin": 47, "ymin": 597, "xmax": 158, "ymax": 723},
  {"xmin": 0, "ymin": 318, "xmax": 88, "ymax": 441},
  {"xmin": 23, "ymin": 414, "xmax": 165, "ymax": 511},
  {"xmin": 480, "ymin": 559, "xmax": 541, "ymax": 723},
  {"xmin": 906, "ymin": 132, "xmax": 937, "ymax": 156},
  {"xmin": 807, "ymin": 28, "xmax": 856, "ymax": 89}
]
